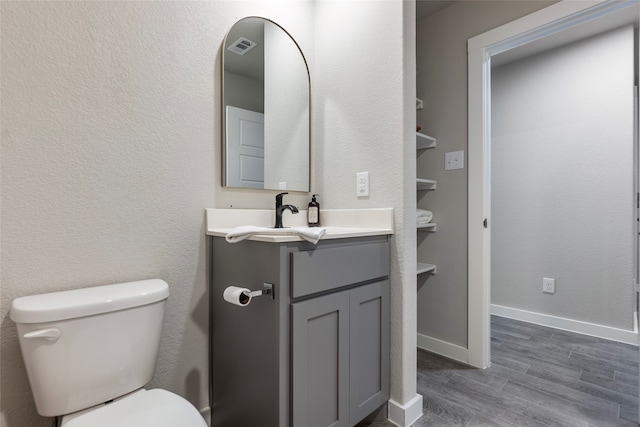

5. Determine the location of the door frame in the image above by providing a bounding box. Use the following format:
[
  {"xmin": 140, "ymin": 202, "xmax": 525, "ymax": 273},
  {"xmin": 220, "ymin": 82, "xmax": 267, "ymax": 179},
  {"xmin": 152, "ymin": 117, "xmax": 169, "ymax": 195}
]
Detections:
[{"xmin": 467, "ymin": 0, "xmax": 640, "ymax": 369}]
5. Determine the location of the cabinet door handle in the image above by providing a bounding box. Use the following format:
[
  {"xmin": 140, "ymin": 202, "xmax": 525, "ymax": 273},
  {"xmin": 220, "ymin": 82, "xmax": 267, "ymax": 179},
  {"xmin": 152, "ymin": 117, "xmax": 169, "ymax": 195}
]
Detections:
[{"xmin": 483, "ymin": 218, "xmax": 488, "ymax": 228}]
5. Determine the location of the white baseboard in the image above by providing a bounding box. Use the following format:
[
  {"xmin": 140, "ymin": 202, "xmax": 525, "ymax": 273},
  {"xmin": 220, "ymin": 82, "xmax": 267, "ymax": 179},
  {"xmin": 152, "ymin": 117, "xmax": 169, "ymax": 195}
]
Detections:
[
  {"xmin": 491, "ymin": 304, "xmax": 638, "ymax": 346},
  {"xmin": 417, "ymin": 333, "xmax": 469, "ymax": 364},
  {"xmin": 388, "ymin": 394, "xmax": 423, "ymax": 427}
]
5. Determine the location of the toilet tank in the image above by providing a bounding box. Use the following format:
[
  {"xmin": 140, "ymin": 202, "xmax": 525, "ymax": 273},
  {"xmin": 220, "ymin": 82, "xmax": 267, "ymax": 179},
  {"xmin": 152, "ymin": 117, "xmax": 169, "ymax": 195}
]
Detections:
[{"xmin": 10, "ymin": 279, "xmax": 170, "ymax": 417}]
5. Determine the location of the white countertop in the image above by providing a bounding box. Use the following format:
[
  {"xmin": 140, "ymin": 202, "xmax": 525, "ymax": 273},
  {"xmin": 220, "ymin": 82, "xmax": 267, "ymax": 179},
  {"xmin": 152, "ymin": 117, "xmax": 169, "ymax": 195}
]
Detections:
[{"xmin": 206, "ymin": 208, "xmax": 394, "ymax": 242}]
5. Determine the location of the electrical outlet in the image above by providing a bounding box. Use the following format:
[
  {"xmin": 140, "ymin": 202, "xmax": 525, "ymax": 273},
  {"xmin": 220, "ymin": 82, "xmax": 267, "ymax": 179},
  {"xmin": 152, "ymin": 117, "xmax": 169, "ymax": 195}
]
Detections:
[
  {"xmin": 542, "ymin": 277, "xmax": 555, "ymax": 294},
  {"xmin": 356, "ymin": 172, "xmax": 369, "ymax": 197},
  {"xmin": 445, "ymin": 151, "xmax": 464, "ymax": 170}
]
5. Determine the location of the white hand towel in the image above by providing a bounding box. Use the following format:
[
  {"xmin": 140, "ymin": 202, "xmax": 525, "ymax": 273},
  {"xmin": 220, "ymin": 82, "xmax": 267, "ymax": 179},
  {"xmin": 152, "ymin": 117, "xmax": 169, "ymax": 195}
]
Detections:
[
  {"xmin": 416, "ymin": 209, "xmax": 433, "ymax": 224},
  {"xmin": 225, "ymin": 225, "xmax": 326, "ymax": 244}
]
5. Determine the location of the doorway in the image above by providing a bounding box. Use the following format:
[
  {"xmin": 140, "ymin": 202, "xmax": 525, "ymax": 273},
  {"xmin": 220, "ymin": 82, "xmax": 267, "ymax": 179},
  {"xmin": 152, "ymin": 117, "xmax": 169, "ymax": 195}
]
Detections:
[
  {"xmin": 467, "ymin": 0, "xmax": 640, "ymax": 369},
  {"xmin": 490, "ymin": 24, "xmax": 636, "ymax": 339}
]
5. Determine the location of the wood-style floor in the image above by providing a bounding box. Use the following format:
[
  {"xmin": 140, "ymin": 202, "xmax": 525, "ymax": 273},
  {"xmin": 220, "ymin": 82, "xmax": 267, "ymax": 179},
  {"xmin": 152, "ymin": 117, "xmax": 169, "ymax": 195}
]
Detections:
[{"xmin": 362, "ymin": 316, "xmax": 639, "ymax": 427}]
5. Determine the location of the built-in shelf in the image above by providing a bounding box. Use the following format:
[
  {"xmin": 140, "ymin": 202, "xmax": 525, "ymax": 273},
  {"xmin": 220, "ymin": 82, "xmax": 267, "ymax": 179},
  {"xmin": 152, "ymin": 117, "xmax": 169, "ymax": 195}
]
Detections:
[
  {"xmin": 416, "ymin": 132, "xmax": 436, "ymax": 150},
  {"xmin": 417, "ymin": 223, "xmax": 437, "ymax": 231},
  {"xmin": 417, "ymin": 262, "xmax": 437, "ymax": 275},
  {"xmin": 417, "ymin": 178, "xmax": 436, "ymax": 190},
  {"xmin": 416, "ymin": 99, "xmax": 436, "ymax": 278}
]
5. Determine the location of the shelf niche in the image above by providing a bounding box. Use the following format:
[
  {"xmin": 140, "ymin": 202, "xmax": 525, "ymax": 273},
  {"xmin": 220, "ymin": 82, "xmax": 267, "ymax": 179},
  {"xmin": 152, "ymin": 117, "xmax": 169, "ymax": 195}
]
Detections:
[
  {"xmin": 415, "ymin": 118, "xmax": 437, "ymax": 278},
  {"xmin": 416, "ymin": 178, "xmax": 436, "ymax": 191},
  {"xmin": 417, "ymin": 263, "xmax": 437, "ymax": 275},
  {"xmin": 417, "ymin": 223, "xmax": 437, "ymax": 231},
  {"xmin": 416, "ymin": 132, "xmax": 436, "ymax": 150}
]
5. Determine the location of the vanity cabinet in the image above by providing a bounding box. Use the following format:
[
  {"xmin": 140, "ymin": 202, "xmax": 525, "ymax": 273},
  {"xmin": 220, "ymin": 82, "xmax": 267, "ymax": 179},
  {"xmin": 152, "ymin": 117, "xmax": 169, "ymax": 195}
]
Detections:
[{"xmin": 210, "ymin": 235, "xmax": 390, "ymax": 427}]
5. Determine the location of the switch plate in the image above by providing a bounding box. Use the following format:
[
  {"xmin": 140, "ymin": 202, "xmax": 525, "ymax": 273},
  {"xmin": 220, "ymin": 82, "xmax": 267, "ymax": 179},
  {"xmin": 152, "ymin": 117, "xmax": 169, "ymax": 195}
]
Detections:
[
  {"xmin": 543, "ymin": 277, "xmax": 555, "ymax": 294},
  {"xmin": 445, "ymin": 151, "xmax": 464, "ymax": 170},
  {"xmin": 356, "ymin": 172, "xmax": 369, "ymax": 197},
  {"xmin": 278, "ymin": 182, "xmax": 287, "ymax": 190}
]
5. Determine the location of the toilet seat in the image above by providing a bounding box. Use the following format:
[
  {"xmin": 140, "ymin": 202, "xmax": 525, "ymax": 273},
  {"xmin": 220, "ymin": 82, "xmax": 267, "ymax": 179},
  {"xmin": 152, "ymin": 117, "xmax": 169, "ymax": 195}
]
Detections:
[{"xmin": 60, "ymin": 389, "xmax": 206, "ymax": 427}]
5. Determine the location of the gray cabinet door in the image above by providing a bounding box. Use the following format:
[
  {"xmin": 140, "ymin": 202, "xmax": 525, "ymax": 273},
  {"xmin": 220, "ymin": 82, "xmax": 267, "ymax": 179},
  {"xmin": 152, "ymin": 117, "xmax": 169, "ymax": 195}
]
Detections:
[
  {"xmin": 349, "ymin": 280, "xmax": 389, "ymax": 425},
  {"xmin": 292, "ymin": 291, "xmax": 350, "ymax": 427},
  {"xmin": 292, "ymin": 281, "xmax": 389, "ymax": 427}
]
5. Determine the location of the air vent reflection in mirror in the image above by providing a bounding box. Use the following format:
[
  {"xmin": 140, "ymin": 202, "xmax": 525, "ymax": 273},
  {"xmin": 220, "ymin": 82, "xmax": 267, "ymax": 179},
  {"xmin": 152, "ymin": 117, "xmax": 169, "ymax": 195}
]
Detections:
[{"xmin": 227, "ymin": 37, "xmax": 257, "ymax": 55}]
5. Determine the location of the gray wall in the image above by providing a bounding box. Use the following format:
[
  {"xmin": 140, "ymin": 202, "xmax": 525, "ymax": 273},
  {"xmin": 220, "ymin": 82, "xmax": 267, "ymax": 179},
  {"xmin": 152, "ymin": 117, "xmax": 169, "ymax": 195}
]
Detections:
[
  {"xmin": 223, "ymin": 71, "xmax": 264, "ymax": 113},
  {"xmin": 491, "ymin": 25, "xmax": 635, "ymax": 330},
  {"xmin": 416, "ymin": 1, "xmax": 556, "ymax": 348}
]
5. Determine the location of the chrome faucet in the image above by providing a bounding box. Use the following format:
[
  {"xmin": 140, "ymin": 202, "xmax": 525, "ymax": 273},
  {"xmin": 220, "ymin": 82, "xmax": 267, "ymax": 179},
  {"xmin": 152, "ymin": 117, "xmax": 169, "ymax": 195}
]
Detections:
[{"xmin": 274, "ymin": 192, "xmax": 299, "ymax": 228}]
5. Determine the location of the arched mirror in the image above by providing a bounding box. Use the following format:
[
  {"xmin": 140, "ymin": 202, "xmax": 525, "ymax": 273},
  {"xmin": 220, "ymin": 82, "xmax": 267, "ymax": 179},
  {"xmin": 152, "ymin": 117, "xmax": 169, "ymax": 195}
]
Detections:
[{"xmin": 222, "ymin": 17, "xmax": 310, "ymax": 192}]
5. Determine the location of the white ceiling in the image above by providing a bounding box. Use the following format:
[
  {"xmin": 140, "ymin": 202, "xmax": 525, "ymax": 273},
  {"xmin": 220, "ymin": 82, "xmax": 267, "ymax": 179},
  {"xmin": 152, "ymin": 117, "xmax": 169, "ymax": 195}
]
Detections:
[{"xmin": 224, "ymin": 18, "xmax": 265, "ymax": 82}]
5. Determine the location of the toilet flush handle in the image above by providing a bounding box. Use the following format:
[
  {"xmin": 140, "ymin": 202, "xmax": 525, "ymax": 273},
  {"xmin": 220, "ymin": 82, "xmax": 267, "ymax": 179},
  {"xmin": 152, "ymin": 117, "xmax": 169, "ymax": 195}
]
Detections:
[{"xmin": 23, "ymin": 328, "xmax": 61, "ymax": 341}]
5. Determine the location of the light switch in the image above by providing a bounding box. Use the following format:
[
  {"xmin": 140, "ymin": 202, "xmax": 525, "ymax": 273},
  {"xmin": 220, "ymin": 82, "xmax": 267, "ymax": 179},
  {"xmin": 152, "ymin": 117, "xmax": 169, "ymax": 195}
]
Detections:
[
  {"xmin": 445, "ymin": 151, "xmax": 464, "ymax": 170},
  {"xmin": 356, "ymin": 172, "xmax": 369, "ymax": 197}
]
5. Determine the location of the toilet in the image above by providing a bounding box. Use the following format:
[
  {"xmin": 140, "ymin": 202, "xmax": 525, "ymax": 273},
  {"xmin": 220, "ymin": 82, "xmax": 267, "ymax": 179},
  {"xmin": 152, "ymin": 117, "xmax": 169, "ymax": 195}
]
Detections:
[{"xmin": 10, "ymin": 279, "xmax": 207, "ymax": 427}]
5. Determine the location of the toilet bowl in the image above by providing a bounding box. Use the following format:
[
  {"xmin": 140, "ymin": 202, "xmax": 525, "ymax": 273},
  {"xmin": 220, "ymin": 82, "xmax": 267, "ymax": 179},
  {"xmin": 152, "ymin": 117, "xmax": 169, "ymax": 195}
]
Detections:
[
  {"xmin": 61, "ymin": 389, "xmax": 206, "ymax": 427},
  {"xmin": 10, "ymin": 279, "xmax": 206, "ymax": 426}
]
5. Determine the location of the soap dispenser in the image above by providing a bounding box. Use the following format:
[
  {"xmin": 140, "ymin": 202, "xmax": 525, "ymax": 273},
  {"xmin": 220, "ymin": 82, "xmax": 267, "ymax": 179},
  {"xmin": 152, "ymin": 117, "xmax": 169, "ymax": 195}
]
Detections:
[{"xmin": 308, "ymin": 194, "xmax": 320, "ymax": 227}]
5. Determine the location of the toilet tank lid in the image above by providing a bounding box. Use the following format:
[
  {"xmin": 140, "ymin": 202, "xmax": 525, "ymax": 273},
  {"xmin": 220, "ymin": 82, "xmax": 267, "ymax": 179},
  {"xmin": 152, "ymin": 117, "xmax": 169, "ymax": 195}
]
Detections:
[{"xmin": 10, "ymin": 279, "xmax": 169, "ymax": 324}]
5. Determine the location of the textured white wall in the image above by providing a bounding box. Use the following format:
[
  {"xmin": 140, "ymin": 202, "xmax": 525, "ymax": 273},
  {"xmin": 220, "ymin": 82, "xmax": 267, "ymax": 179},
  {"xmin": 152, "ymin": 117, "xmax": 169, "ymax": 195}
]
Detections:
[
  {"xmin": 1, "ymin": 0, "xmax": 417, "ymax": 426},
  {"xmin": 313, "ymin": 0, "xmax": 418, "ymax": 408},
  {"xmin": 416, "ymin": 0, "xmax": 555, "ymax": 349},
  {"xmin": 0, "ymin": 2, "xmax": 313, "ymax": 426},
  {"xmin": 491, "ymin": 26, "xmax": 635, "ymax": 330}
]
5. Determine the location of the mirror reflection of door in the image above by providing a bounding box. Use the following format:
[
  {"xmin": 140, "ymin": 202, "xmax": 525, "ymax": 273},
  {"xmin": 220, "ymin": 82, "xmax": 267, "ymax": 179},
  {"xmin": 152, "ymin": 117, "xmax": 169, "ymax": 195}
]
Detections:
[
  {"xmin": 222, "ymin": 17, "xmax": 310, "ymax": 192},
  {"xmin": 225, "ymin": 106, "xmax": 264, "ymax": 189}
]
